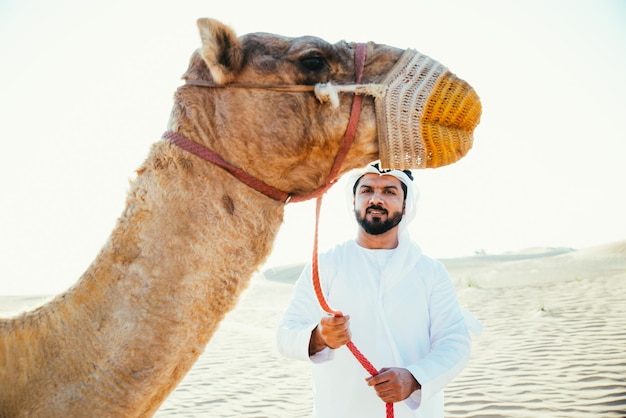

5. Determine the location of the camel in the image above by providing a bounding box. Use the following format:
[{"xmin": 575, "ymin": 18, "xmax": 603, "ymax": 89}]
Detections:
[{"xmin": 0, "ymin": 18, "xmax": 481, "ymax": 417}]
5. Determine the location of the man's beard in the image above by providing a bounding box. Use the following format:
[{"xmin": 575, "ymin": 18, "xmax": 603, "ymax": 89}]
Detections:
[{"xmin": 355, "ymin": 205, "xmax": 404, "ymax": 235}]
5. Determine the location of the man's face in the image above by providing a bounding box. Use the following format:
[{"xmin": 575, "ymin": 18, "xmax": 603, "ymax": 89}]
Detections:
[{"xmin": 353, "ymin": 173, "xmax": 406, "ymax": 236}]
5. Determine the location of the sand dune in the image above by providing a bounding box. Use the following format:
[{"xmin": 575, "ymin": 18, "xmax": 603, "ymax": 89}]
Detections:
[
  {"xmin": 446, "ymin": 241, "xmax": 626, "ymax": 416},
  {"xmin": 2, "ymin": 241, "xmax": 625, "ymax": 416}
]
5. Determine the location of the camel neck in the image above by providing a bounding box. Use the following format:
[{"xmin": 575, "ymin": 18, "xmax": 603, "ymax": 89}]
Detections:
[{"xmin": 3, "ymin": 142, "xmax": 286, "ymax": 417}]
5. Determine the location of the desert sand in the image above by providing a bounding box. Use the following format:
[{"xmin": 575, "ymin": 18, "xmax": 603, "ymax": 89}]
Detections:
[{"xmin": 2, "ymin": 240, "xmax": 625, "ymax": 417}]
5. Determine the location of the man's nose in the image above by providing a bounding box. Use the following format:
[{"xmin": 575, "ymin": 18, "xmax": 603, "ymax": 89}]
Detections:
[{"xmin": 369, "ymin": 191, "xmax": 384, "ymax": 204}]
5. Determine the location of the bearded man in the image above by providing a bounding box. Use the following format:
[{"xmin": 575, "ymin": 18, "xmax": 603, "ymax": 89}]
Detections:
[{"xmin": 276, "ymin": 163, "xmax": 477, "ymax": 418}]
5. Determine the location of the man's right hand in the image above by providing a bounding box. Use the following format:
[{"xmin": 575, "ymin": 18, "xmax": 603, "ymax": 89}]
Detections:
[{"xmin": 309, "ymin": 315, "xmax": 352, "ymax": 355}]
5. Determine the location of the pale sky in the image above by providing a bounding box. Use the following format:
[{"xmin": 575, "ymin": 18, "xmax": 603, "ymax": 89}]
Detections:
[{"xmin": 0, "ymin": 0, "xmax": 624, "ymax": 295}]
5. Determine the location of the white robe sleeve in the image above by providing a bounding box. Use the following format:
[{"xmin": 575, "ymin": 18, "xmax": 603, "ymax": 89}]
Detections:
[{"xmin": 276, "ymin": 264, "xmax": 331, "ymax": 363}]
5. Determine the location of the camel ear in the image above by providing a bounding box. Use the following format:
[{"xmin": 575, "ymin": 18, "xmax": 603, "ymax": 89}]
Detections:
[{"xmin": 196, "ymin": 18, "xmax": 243, "ymax": 85}]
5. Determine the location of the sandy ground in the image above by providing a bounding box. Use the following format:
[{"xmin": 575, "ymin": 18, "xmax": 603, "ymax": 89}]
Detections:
[{"xmin": 2, "ymin": 241, "xmax": 625, "ymax": 417}]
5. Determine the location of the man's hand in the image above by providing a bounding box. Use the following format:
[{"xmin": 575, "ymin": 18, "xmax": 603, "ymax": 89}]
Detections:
[
  {"xmin": 365, "ymin": 367, "xmax": 421, "ymax": 403},
  {"xmin": 309, "ymin": 315, "xmax": 351, "ymax": 355}
]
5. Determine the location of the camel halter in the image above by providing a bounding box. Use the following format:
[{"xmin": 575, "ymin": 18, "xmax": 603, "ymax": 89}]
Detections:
[
  {"xmin": 164, "ymin": 43, "xmax": 377, "ymax": 204},
  {"xmin": 166, "ymin": 43, "xmax": 396, "ymax": 417}
]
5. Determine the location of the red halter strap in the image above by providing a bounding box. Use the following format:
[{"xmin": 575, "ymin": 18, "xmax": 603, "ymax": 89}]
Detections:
[{"xmin": 164, "ymin": 42, "xmax": 367, "ymax": 204}]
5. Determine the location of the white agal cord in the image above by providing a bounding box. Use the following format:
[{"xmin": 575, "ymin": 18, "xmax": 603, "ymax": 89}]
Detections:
[{"xmin": 314, "ymin": 82, "xmax": 387, "ymax": 108}]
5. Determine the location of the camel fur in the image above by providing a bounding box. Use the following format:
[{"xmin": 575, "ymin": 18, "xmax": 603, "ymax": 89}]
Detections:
[{"xmin": 0, "ymin": 18, "xmax": 470, "ymax": 417}]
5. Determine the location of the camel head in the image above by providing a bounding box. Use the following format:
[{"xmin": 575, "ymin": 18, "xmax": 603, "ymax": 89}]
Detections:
[{"xmin": 168, "ymin": 18, "xmax": 481, "ymax": 199}]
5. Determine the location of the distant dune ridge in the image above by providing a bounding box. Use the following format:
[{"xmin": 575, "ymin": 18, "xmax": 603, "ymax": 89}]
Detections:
[{"xmin": 2, "ymin": 240, "xmax": 625, "ymax": 416}]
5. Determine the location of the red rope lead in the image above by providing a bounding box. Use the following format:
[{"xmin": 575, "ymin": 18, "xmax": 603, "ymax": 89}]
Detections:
[{"xmin": 311, "ymin": 196, "xmax": 394, "ymax": 417}]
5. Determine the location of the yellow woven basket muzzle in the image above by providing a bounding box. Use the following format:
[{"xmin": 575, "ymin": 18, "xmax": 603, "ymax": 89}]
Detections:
[{"xmin": 376, "ymin": 49, "xmax": 482, "ymax": 170}]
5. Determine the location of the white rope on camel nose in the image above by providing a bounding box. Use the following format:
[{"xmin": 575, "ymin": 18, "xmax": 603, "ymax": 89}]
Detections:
[{"xmin": 314, "ymin": 82, "xmax": 386, "ymax": 108}]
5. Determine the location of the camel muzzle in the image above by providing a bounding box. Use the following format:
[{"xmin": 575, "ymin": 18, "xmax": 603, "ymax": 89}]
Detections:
[{"xmin": 375, "ymin": 49, "xmax": 482, "ymax": 170}]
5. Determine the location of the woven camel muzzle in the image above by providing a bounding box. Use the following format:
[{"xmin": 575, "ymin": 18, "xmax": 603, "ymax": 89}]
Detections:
[{"xmin": 375, "ymin": 49, "xmax": 482, "ymax": 170}]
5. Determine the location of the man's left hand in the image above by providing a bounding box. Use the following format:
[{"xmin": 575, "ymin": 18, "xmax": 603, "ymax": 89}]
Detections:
[{"xmin": 365, "ymin": 367, "xmax": 421, "ymax": 403}]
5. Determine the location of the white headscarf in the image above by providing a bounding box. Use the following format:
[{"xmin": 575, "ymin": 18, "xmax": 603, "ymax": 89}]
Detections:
[{"xmin": 346, "ymin": 162, "xmax": 419, "ymax": 245}]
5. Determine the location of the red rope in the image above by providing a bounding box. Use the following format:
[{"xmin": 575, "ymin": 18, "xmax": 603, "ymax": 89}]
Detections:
[{"xmin": 312, "ymin": 196, "xmax": 394, "ymax": 417}]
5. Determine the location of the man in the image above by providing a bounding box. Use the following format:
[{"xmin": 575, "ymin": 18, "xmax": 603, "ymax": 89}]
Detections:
[{"xmin": 276, "ymin": 163, "xmax": 475, "ymax": 417}]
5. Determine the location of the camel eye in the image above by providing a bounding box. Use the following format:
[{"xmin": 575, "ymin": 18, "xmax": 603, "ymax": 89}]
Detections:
[{"xmin": 299, "ymin": 55, "xmax": 327, "ymax": 72}]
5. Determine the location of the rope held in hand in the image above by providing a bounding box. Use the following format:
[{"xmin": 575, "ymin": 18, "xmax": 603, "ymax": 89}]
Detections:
[{"xmin": 311, "ymin": 196, "xmax": 394, "ymax": 418}]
